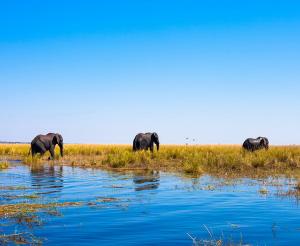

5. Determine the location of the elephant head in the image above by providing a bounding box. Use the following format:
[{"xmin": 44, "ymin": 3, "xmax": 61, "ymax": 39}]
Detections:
[
  {"xmin": 151, "ymin": 132, "xmax": 159, "ymax": 151},
  {"xmin": 52, "ymin": 133, "xmax": 64, "ymax": 157},
  {"xmin": 258, "ymin": 137, "xmax": 269, "ymax": 150}
]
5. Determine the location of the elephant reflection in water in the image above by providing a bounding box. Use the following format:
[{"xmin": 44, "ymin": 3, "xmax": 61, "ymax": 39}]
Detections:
[
  {"xmin": 30, "ymin": 165, "xmax": 64, "ymax": 194},
  {"xmin": 133, "ymin": 170, "xmax": 160, "ymax": 191}
]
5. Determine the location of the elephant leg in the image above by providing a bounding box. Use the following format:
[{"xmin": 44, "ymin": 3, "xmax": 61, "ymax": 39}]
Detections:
[
  {"xmin": 134, "ymin": 141, "xmax": 140, "ymax": 151},
  {"xmin": 32, "ymin": 144, "xmax": 46, "ymax": 156},
  {"xmin": 150, "ymin": 144, "xmax": 154, "ymax": 152},
  {"xmin": 31, "ymin": 148, "xmax": 36, "ymax": 157},
  {"xmin": 140, "ymin": 140, "xmax": 148, "ymax": 151},
  {"xmin": 135, "ymin": 141, "xmax": 140, "ymax": 151},
  {"xmin": 49, "ymin": 147, "xmax": 55, "ymax": 160},
  {"xmin": 40, "ymin": 148, "xmax": 47, "ymax": 156}
]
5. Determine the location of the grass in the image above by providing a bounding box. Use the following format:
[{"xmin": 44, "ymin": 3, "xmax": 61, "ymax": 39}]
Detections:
[
  {"xmin": 1, "ymin": 144, "xmax": 300, "ymax": 177},
  {"xmin": 0, "ymin": 232, "xmax": 43, "ymax": 245},
  {"xmin": 0, "ymin": 185, "xmax": 28, "ymax": 190},
  {"xmin": 1, "ymin": 194, "xmax": 40, "ymax": 201},
  {"xmin": 259, "ymin": 187, "xmax": 269, "ymax": 195},
  {"xmin": 188, "ymin": 224, "xmax": 247, "ymax": 246},
  {"xmin": 0, "ymin": 161, "xmax": 9, "ymax": 170},
  {"xmin": 0, "ymin": 201, "xmax": 83, "ymax": 218},
  {"xmin": 1, "ymin": 144, "xmax": 299, "ymax": 245},
  {"xmin": 0, "ymin": 201, "xmax": 83, "ymax": 245}
]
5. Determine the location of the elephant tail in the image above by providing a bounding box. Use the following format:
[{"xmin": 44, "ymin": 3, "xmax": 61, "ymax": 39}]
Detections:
[{"xmin": 28, "ymin": 147, "xmax": 32, "ymax": 156}]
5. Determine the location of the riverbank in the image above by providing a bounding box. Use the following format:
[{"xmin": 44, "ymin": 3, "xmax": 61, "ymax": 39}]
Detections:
[{"xmin": 1, "ymin": 144, "xmax": 300, "ymax": 177}]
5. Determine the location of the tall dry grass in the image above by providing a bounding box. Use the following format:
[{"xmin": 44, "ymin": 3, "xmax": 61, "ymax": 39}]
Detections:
[{"xmin": 1, "ymin": 144, "xmax": 300, "ymax": 177}]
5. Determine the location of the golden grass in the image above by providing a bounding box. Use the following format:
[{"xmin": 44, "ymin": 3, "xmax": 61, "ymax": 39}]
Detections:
[
  {"xmin": 0, "ymin": 161, "xmax": 9, "ymax": 170},
  {"xmin": 0, "ymin": 144, "xmax": 29, "ymax": 156},
  {"xmin": 1, "ymin": 144, "xmax": 300, "ymax": 177},
  {"xmin": 0, "ymin": 202, "xmax": 83, "ymax": 218}
]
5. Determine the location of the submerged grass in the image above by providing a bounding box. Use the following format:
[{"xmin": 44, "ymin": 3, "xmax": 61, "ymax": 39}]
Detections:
[
  {"xmin": 0, "ymin": 202, "xmax": 83, "ymax": 218},
  {"xmin": 0, "ymin": 201, "xmax": 82, "ymax": 245},
  {"xmin": 0, "ymin": 161, "xmax": 9, "ymax": 170},
  {"xmin": 1, "ymin": 144, "xmax": 300, "ymax": 177},
  {"xmin": 1, "ymin": 194, "xmax": 40, "ymax": 201},
  {"xmin": 188, "ymin": 224, "xmax": 247, "ymax": 246},
  {"xmin": 0, "ymin": 232, "xmax": 43, "ymax": 245},
  {"xmin": 0, "ymin": 185, "xmax": 28, "ymax": 191}
]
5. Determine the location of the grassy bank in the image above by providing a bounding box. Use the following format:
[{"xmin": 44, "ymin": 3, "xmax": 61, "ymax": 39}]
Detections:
[{"xmin": 1, "ymin": 144, "xmax": 300, "ymax": 177}]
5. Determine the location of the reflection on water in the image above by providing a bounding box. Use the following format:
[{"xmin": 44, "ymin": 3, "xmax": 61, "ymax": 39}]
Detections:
[
  {"xmin": 30, "ymin": 165, "xmax": 63, "ymax": 194},
  {"xmin": 133, "ymin": 170, "xmax": 160, "ymax": 191},
  {"xmin": 1, "ymin": 163, "xmax": 300, "ymax": 245}
]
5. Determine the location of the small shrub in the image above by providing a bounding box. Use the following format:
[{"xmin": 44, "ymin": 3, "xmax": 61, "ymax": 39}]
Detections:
[{"xmin": 183, "ymin": 160, "xmax": 203, "ymax": 175}]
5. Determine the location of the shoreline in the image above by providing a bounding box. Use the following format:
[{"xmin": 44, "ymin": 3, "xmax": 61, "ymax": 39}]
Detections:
[{"xmin": 1, "ymin": 144, "xmax": 300, "ymax": 178}]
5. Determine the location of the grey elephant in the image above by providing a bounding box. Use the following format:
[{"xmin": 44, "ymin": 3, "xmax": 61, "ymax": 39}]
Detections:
[
  {"xmin": 30, "ymin": 133, "xmax": 64, "ymax": 159},
  {"xmin": 243, "ymin": 137, "xmax": 269, "ymax": 152},
  {"xmin": 133, "ymin": 132, "xmax": 159, "ymax": 152}
]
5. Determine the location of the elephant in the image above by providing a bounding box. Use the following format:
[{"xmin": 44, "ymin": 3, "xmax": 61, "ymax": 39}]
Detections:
[
  {"xmin": 133, "ymin": 132, "xmax": 159, "ymax": 152},
  {"xmin": 242, "ymin": 137, "xmax": 269, "ymax": 152},
  {"xmin": 30, "ymin": 133, "xmax": 64, "ymax": 159}
]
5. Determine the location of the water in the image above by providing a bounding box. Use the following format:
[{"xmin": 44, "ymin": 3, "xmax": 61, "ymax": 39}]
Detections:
[{"xmin": 1, "ymin": 162, "xmax": 300, "ymax": 245}]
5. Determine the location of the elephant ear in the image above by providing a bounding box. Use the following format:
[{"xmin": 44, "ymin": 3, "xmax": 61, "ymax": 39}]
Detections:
[
  {"xmin": 260, "ymin": 138, "xmax": 265, "ymax": 145},
  {"xmin": 151, "ymin": 133, "xmax": 159, "ymax": 141},
  {"xmin": 57, "ymin": 134, "xmax": 63, "ymax": 143},
  {"xmin": 52, "ymin": 135, "xmax": 59, "ymax": 144}
]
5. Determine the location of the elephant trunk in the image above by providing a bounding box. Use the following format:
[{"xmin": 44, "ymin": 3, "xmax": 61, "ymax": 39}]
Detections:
[
  {"xmin": 59, "ymin": 143, "xmax": 64, "ymax": 157},
  {"xmin": 155, "ymin": 141, "xmax": 159, "ymax": 151}
]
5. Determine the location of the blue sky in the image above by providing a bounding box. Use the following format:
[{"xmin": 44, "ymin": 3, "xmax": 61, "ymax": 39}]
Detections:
[{"xmin": 0, "ymin": 1, "xmax": 299, "ymax": 144}]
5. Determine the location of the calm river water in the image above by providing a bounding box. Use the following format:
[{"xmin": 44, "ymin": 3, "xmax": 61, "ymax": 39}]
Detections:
[{"xmin": 1, "ymin": 162, "xmax": 300, "ymax": 245}]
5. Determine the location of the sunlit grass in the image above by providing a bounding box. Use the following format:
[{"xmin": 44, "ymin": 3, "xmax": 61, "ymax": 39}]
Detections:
[
  {"xmin": 0, "ymin": 201, "xmax": 83, "ymax": 218},
  {"xmin": 0, "ymin": 144, "xmax": 29, "ymax": 156},
  {"xmin": 1, "ymin": 144, "xmax": 300, "ymax": 177},
  {"xmin": 0, "ymin": 161, "xmax": 9, "ymax": 170}
]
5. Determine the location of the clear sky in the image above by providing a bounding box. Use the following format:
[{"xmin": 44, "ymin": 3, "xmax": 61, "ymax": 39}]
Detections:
[{"xmin": 0, "ymin": 1, "xmax": 299, "ymax": 144}]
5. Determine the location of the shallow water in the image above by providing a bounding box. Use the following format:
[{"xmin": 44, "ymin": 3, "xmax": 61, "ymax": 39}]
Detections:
[{"xmin": 1, "ymin": 162, "xmax": 300, "ymax": 245}]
